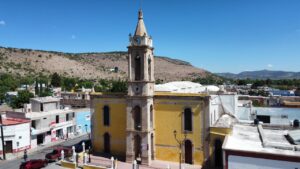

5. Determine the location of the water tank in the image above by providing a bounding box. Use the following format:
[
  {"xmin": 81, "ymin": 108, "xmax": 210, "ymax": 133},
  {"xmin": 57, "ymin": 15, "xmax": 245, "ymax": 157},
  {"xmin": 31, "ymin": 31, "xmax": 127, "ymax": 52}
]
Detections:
[{"xmin": 294, "ymin": 119, "xmax": 299, "ymax": 128}]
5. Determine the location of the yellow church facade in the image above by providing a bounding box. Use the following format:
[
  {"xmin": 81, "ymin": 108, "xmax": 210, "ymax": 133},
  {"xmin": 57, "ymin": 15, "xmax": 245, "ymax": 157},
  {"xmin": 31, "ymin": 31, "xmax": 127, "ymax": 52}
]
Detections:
[
  {"xmin": 90, "ymin": 9, "xmax": 217, "ymax": 167},
  {"xmin": 91, "ymin": 92, "xmax": 209, "ymax": 165}
]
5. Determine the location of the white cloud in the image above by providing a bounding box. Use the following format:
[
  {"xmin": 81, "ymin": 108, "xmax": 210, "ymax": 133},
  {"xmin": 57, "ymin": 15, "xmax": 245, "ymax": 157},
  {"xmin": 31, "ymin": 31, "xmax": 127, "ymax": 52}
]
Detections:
[
  {"xmin": 71, "ymin": 35, "xmax": 76, "ymax": 39},
  {"xmin": 0, "ymin": 20, "xmax": 6, "ymax": 26},
  {"xmin": 267, "ymin": 64, "xmax": 273, "ymax": 68}
]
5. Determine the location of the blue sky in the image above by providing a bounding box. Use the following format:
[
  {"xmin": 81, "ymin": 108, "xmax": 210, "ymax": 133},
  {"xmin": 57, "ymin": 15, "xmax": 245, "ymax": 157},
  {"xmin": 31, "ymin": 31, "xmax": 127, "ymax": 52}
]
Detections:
[{"xmin": 0, "ymin": 0, "xmax": 300, "ymax": 73}]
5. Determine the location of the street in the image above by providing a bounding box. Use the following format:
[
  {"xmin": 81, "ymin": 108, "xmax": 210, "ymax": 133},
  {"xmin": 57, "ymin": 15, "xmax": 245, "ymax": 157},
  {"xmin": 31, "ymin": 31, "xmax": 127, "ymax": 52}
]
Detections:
[{"xmin": 0, "ymin": 135, "xmax": 88, "ymax": 169}]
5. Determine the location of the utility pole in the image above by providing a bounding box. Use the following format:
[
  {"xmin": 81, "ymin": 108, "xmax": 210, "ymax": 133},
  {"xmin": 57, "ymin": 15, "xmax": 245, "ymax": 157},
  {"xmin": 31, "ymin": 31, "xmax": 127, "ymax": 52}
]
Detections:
[
  {"xmin": 173, "ymin": 130, "xmax": 187, "ymax": 169},
  {"xmin": 0, "ymin": 114, "xmax": 6, "ymax": 160}
]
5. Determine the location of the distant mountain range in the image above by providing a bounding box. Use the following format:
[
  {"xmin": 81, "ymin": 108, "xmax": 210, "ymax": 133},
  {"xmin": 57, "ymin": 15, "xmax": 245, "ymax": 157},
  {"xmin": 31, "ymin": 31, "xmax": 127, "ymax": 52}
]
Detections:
[
  {"xmin": 217, "ymin": 70, "xmax": 300, "ymax": 80},
  {"xmin": 0, "ymin": 46, "xmax": 212, "ymax": 82}
]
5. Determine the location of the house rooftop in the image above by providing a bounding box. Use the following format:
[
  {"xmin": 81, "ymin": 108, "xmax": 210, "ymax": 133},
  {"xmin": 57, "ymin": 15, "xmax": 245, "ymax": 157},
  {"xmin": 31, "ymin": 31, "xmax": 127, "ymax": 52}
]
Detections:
[
  {"xmin": 25, "ymin": 108, "xmax": 73, "ymax": 119},
  {"xmin": 287, "ymin": 130, "xmax": 300, "ymax": 145},
  {"xmin": 0, "ymin": 104, "xmax": 13, "ymax": 112},
  {"xmin": 154, "ymin": 81, "xmax": 219, "ymax": 94},
  {"xmin": 223, "ymin": 124, "xmax": 300, "ymax": 157},
  {"xmin": 0, "ymin": 116, "xmax": 30, "ymax": 126},
  {"xmin": 30, "ymin": 96, "xmax": 60, "ymax": 103}
]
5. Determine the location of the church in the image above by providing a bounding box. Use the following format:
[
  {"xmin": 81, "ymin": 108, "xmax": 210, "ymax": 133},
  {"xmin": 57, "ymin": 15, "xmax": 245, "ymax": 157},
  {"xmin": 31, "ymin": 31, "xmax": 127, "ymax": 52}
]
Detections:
[{"xmin": 90, "ymin": 10, "xmax": 212, "ymax": 166}]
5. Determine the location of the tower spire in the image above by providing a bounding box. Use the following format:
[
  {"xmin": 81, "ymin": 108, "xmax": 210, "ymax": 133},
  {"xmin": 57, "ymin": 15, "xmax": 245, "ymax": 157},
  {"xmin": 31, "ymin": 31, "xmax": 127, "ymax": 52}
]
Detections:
[{"xmin": 134, "ymin": 9, "xmax": 148, "ymax": 36}]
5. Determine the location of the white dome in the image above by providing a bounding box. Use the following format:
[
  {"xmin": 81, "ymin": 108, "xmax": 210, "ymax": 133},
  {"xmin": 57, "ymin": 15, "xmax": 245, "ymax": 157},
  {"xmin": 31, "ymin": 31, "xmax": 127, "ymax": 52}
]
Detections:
[{"xmin": 155, "ymin": 81, "xmax": 219, "ymax": 94}]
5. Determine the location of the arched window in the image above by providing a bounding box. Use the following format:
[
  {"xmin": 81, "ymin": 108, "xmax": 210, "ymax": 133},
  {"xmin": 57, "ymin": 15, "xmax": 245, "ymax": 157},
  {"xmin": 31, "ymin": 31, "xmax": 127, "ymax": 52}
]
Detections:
[
  {"xmin": 148, "ymin": 58, "xmax": 151, "ymax": 81},
  {"xmin": 104, "ymin": 132, "xmax": 110, "ymax": 153},
  {"xmin": 184, "ymin": 140, "xmax": 193, "ymax": 164},
  {"xmin": 134, "ymin": 135, "xmax": 141, "ymax": 159},
  {"xmin": 184, "ymin": 108, "xmax": 192, "ymax": 131},
  {"xmin": 103, "ymin": 106, "xmax": 110, "ymax": 126},
  {"xmin": 133, "ymin": 106, "xmax": 141, "ymax": 131},
  {"xmin": 150, "ymin": 105, "xmax": 153, "ymax": 128},
  {"xmin": 135, "ymin": 55, "xmax": 141, "ymax": 80},
  {"xmin": 151, "ymin": 134, "xmax": 154, "ymax": 160}
]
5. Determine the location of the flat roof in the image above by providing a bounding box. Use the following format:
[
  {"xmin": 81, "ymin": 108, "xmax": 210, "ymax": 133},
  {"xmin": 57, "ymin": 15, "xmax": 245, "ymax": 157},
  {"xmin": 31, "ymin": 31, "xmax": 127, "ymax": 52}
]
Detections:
[
  {"xmin": 154, "ymin": 81, "xmax": 219, "ymax": 94},
  {"xmin": 30, "ymin": 96, "xmax": 60, "ymax": 103},
  {"xmin": 288, "ymin": 130, "xmax": 300, "ymax": 145},
  {"xmin": 0, "ymin": 104, "xmax": 13, "ymax": 112},
  {"xmin": 154, "ymin": 92, "xmax": 207, "ymax": 97},
  {"xmin": 25, "ymin": 109, "xmax": 73, "ymax": 119},
  {"xmin": 223, "ymin": 124, "xmax": 300, "ymax": 157}
]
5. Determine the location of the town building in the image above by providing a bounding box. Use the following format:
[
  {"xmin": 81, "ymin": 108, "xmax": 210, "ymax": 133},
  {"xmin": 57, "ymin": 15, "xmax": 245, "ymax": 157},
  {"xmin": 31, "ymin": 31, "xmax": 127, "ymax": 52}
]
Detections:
[
  {"xmin": 91, "ymin": 10, "xmax": 214, "ymax": 166},
  {"xmin": 0, "ymin": 112, "xmax": 31, "ymax": 156},
  {"xmin": 74, "ymin": 108, "xmax": 91, "ymax": 134},
  {"xmin": 223, "ymin": 124, "xmax": 300, "ymax": 169},
  {"xmin": 7, "ymin": 97, "xmax": 76, "ymax": 149},
  {"xmin": 61, "ymin": 88, "xmax": 92, "ymax": 108},
  {"xmin": 209, "ymin": 96, "xmax": 300, "ymax": 168}
]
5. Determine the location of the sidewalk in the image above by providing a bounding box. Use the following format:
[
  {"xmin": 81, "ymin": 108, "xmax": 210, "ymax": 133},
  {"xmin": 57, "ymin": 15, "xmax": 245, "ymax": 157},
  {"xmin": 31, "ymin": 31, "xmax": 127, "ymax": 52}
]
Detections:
[
  {"xmin": 75, "ymin": 154, "xmax": 201, "ymax": 169},
  {"xmin": 2, "ymin": 133, "xmax": 88, "ymax": 161}
]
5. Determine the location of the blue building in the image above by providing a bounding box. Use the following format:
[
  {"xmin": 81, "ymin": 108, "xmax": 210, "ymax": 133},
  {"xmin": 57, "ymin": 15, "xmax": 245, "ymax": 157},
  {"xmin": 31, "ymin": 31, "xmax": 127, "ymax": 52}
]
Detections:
[
  {"xmin": 269, "ymin": 89, "xmax": 295, "ymax": 96},
  {"xmin": 75, "ymin": 109, "xmax": 91, "ymax": 134}
]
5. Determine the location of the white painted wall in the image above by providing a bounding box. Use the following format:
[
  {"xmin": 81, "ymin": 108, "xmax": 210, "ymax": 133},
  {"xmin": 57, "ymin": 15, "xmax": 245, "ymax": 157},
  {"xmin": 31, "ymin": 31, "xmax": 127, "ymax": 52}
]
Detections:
[
  {"xmin": 228, "ymin": 155, "xmax": 300, "ymax": 169},
  {"xmin": 43, "ymin": 102, "xmax": 59, "ymax": 112},
  {"xmin": 0, "ymin": 123, "xmax": 30, "ymax": 152},
  {"xmin": 31, "ymin": 135, "xmax": 37, "ymax": 149}
]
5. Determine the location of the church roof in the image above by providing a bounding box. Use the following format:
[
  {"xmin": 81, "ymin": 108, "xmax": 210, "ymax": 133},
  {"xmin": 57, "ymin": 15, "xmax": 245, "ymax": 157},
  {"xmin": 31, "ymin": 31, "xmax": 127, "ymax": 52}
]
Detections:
[
  {"xmin": 154, "ymin": 81, "xmax": 220, "ymax": 94},
  {"xmin": 134, "ymin": 9, "xmax": 148, "ymax": 36}
]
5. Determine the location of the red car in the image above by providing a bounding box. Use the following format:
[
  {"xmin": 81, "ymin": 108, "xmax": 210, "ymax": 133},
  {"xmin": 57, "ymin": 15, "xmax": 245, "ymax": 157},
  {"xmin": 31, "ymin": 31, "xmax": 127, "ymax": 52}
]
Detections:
[
  {"xmin": 45, "ymin": 147, "xmax": 72, "ymax": 161},
  {"xmin": 19, "ymin": 159, "xmax": 48, "ymax": 169}
]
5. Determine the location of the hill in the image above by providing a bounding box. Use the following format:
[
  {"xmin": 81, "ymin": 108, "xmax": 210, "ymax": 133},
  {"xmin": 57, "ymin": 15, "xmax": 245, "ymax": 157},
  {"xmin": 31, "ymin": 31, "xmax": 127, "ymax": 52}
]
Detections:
[
  {"xmin": 0, "ymin": 46, "xmax": 211, "ymax": 82},
  {"xmin": 217, "ymin": 70, "xmax": 300, "ymax": 80}
]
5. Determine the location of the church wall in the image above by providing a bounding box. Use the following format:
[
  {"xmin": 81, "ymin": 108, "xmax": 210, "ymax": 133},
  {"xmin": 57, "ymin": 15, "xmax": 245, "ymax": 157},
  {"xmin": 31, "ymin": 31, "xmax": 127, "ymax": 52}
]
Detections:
[
  {"xmin": 92, "ymin": 97, "xmax": 127, "ymax": 157},
  {"xmin": 154, "ymin": 96, "xmax": 206, "ymax": 165}
]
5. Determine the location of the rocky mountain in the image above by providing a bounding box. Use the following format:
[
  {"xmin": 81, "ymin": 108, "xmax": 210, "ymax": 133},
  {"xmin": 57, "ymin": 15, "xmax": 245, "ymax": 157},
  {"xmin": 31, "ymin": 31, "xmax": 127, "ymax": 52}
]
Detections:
[
  {"xmin": 217, "ymin": 70, "xmax": 300, "ymax": 80},
  {"xmin": 0, "ymin": 46, "xmax": 211, "ymax": 82}
]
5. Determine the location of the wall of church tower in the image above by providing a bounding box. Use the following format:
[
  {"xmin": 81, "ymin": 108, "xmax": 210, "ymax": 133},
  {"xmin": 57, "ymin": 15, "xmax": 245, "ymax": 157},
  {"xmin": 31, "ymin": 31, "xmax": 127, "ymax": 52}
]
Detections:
[{"xmin": 126, "ymin": 10, "xmax": 155, "ymax": 165}]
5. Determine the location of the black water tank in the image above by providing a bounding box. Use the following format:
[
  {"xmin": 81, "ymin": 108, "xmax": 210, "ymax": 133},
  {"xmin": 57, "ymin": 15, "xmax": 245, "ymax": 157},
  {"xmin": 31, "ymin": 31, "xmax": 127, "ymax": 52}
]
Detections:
[
  {"xmin": 254, "ymin": 119, "xmax": 259, "ymax": 125},
  {"xmin": 294, "ymin": 119, "xmax": 299, "ymax": 128}
]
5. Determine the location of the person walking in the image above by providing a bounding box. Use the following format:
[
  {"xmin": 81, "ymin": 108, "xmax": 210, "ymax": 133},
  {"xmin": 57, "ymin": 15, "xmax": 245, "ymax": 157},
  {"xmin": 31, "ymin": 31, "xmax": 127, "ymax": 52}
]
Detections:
[{"xmin": 23, "ymin": 149, "xmax": 28, "ymax": 162}]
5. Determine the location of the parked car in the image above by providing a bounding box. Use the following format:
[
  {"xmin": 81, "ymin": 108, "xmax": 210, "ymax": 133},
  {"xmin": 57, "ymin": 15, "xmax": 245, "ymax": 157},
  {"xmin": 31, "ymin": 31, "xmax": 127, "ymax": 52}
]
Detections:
[
  {"xmin": 19, "ymin": 159, "xmax": 48, "ymax": 169},
  {"xmin": 45, "ymin": 147, "xmax": 72, "ymax": 162},
  {"xmin": 74, "ymin": 139, "xmax": 91, "ymax": 153}
]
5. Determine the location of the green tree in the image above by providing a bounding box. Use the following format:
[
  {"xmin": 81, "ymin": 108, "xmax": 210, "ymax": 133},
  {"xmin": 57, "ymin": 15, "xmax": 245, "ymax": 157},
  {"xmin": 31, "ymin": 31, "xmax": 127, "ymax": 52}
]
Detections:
[
  {"xmin": 51, "ymin": 72, "xmax": 61, "ymax": 87},
  {"xmin": 35, "ymin": 78, "xmax": 39, "ymax": 96},
  {"xmin": 10, "ymin": 90, "xmax": 34, "ymax": 108},
  {"xmin": 110, "ymin": 79, "xmax": 127, "ymax": 93},
  {"xmin": 0, "ymin": 74, "xmax": 18, "ymax": 90},
  {"xmin": 95, "ymin": 79, "xmax": 111, "ymax": 92},
  {"xmin": 62, "ymin": 77, "xmax": 77, "ymax": 91},
  {"xmin": 39, "ymin": 80, "xmax": 43, "ymax": 96},
  {"xmin": 78, "ymin": 80, "xmax": 94, "ymax": 89},
  {"xmin": 0, "ymin": 86, "xmax": 9, "ymax": 103},
  {"xmin": 252, "ymin": 100, "xmax": 264, "ymax": 107}
]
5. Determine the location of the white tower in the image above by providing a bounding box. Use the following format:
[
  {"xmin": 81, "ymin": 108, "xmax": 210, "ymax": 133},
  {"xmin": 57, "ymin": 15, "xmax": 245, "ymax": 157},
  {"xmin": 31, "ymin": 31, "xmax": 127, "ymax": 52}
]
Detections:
[{"xmin": 126, "ymin": 9, "xmax": 155, "ymax": 165}]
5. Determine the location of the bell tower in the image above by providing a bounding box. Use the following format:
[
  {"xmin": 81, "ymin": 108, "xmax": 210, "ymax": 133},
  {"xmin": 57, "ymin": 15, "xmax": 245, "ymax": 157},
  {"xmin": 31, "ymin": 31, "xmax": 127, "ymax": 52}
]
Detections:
[{"xmin": 126, "ymin": 9, "xmax": 155, "ymax": 165}]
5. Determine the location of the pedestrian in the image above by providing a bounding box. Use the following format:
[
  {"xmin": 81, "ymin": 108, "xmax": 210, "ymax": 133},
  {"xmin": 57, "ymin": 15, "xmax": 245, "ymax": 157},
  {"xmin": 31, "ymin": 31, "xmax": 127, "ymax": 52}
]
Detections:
[{"xmin": 23, "ymin": 149, "xmax": 28, "ymax": 162}]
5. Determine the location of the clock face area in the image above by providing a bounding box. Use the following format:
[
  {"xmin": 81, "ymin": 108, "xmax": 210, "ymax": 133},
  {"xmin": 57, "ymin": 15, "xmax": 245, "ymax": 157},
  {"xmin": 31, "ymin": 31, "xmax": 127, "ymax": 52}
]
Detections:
[{"xmin": 135, "ymin": 37, "xmax": 141, "ymax": 45}]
